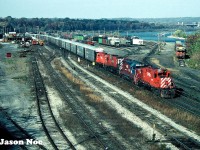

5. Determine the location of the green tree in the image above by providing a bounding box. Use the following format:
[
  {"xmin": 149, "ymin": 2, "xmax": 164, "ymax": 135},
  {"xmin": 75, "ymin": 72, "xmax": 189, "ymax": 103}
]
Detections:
[
  {"xmin": 173, "ymin": 30, "xmax": 187, "ymax": 38},
  {"xmin": 186, "ymin": 33, "xmax": 200, "ymax": 69}
]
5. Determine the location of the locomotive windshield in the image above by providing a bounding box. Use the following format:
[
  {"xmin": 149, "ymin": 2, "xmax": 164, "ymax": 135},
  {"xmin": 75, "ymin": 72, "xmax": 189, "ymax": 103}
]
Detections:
[
  {"xmin": 158, "ymin": 72, "xmax": 170, "ymax": 77},
  {"xmin": 158, "ymin": 73, "xmax": 166, "ymax": 77}
]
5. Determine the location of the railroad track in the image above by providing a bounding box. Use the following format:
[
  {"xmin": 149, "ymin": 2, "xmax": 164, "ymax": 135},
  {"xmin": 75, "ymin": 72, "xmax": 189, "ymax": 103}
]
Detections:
[
  {"xmin": 60, "ymin": 38, "xmax": 200, "ymax": 126},
  {"xmin": 37, "ymin": 47, "xmax": 125, "ymax": 149},
  {"xmin": 167, "ymin": 89, "xmax": 200, "ymax": 118},
  {"xmin": 31, "ymin": 56, "xmax": 76, "ymax": 150},
  {"xmin": 175, "ymin": 80, "xmax": 200, "ymax": 103},
  {"xmin": 142, "ymin": 44, "xmax": 200, "ymax": 118},
  {"xmin": 169, "ymin": 78, "xmax": 200, "ymax": 118},
  {"xmin": 44, "ymin": 43, "xmax": 200, "ymax": 149},
  {"xmin": 170, "ymin": 137, "xmax": 200, "ymax": 150},
  {"xmin": 95, "ymin": 42, "xmax": 156, "ymax": 56},
  {"xmin": 0, "ymin": 107, "xmax": 47, "ymax": 150},
  {"xmin": 65, "ymin": 56, "xmax": 200, "ymax": 150},
  {"xmin": 92, "ymin": 59, "xmax": 200, "ymax": 118}
]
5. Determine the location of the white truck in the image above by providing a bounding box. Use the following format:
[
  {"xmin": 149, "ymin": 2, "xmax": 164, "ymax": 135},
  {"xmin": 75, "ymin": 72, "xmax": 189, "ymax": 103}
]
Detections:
[
  {"xmin": 108, "ymin": 37, "xmax": 120, "ymax": 47},
  {"xmin": 132, "ymin": 38, "xmax": 144, "ymax": 45}
]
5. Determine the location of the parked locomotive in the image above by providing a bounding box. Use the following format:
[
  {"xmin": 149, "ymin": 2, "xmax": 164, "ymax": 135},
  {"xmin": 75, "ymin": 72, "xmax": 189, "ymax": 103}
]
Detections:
[
  {"xmin": 32, "ymin": 34, "xmax": 175, "ymax": 98},
  {"xmin": 31, "ymin": 37, "xmax": 44, "ymax": 46},
  {"xmin": 175, "ymin": 41, "xmax": 186, "ymax": 59}
]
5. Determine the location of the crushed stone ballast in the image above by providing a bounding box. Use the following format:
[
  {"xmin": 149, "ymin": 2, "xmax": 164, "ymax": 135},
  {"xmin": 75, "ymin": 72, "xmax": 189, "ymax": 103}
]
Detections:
[{"xmin": 66, "ymin": 57, "xmax": 200, "ymax": 144}]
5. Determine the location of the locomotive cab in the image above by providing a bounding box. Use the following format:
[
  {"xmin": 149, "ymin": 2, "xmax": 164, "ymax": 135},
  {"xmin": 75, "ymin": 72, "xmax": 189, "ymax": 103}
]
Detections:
[
  {"xmin": 152, "ymin": 69, "xmax": 175, "ymax": 90},
  {"xmin": 156, "ymin": 69, "xmax": 169, "ymax": 77},
  {"xmin": 154, "ymin": 69, "xmax": 170, "ymax": 80}
]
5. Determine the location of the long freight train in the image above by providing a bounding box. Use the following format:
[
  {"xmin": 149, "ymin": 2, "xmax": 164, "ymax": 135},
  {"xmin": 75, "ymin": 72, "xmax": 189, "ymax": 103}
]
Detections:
[{"xmin": 33, "ymin": 34, "xmax": 175, "ymax": 98}]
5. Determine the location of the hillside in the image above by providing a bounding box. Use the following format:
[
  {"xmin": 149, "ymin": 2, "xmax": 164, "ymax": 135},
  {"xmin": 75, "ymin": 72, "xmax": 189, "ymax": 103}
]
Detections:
[
  {"xmin": 0, "ymin": 16, "xmax": 188, "ymax": 34},
  {"xmin": 113, "ymin": 17, "xmax": 200, "ymax": 24}
]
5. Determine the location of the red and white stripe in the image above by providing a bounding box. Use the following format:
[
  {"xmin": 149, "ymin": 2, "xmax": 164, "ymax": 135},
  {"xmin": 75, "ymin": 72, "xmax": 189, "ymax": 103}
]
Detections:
[{"xmin": 160, "ymin": 77, "xmax": 172, "ymax": 88}]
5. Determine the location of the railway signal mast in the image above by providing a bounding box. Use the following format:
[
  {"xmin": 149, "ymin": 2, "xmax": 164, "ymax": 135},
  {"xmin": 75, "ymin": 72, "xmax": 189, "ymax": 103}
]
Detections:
[{"xmin": 157, "ymin": 33, "xmax": 165, "ymax": 52}]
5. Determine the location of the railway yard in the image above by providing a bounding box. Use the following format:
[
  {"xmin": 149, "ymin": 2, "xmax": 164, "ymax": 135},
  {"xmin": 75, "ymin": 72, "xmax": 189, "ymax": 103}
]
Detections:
[{"xmin": 0, "ymin": 36, "xmax": 200, "ymax": 150}]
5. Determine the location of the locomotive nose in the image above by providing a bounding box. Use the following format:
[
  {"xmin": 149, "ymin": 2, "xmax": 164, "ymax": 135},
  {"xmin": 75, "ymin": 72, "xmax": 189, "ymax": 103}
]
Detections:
[{"xmin": 161, "ymin": 77, "xmax": 172, "ymax": 88}]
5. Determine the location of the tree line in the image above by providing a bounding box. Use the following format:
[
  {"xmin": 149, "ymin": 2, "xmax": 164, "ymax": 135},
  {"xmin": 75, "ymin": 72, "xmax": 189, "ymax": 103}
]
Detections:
[
  {"xmin": 186, "ymin": 32, "xmax": 200, "ymax": 69},
  {"xmin": 0, "ymin": 16, "xmax": 169, "ymax": 33}
]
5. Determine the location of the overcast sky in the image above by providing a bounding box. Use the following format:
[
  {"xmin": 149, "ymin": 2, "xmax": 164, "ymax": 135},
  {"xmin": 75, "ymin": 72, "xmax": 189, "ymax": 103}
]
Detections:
[{"xmin": 0, "ymin": 0, "xmax": 199, "ymax": 19}]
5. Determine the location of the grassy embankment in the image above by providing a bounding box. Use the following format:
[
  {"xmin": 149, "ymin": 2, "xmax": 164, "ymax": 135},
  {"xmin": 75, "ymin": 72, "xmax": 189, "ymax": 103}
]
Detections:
[{"xmin": 54, "ymin": 59, "xmax": 102, "ymax": 102}]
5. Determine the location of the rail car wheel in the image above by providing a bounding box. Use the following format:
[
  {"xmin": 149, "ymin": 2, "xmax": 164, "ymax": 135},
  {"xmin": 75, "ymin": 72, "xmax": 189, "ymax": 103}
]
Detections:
[
  {"xmin": 147, "ymin": 84, "xmax": 152, "ymax": 91},
  {"xmin": 169, "ymin": 89, "xmax": 176, "ymax": 98},
  {"xmin": 160, "ymin": 90, "xmax": 168, "ymax": 98},
  {"xmin": 160, "ymin": 89, "xmax": 175, "ymax": 98}
]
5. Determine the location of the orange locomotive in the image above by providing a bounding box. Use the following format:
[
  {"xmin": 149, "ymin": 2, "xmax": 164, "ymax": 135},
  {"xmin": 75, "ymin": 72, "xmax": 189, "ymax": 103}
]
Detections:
[{"xmin": 175, "ymin": 41, "xmax": 186, "ymax": 59}]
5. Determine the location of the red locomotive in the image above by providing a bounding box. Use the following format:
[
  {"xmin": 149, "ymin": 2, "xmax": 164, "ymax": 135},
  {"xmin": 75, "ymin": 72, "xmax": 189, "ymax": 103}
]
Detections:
[
  {"xmin": 134, "ymin": 67, "xmax": 175, "ymax": 98},
  {"xmin": 96, "ymin": 52, "xmax": 123, "ymax": 72}
]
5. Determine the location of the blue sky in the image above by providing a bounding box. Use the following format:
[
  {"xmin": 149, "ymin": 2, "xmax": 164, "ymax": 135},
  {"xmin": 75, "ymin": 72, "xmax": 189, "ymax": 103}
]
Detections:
[{"xmin": 0, "ymin": 0, "xmax": 199, "ymax": 18}]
